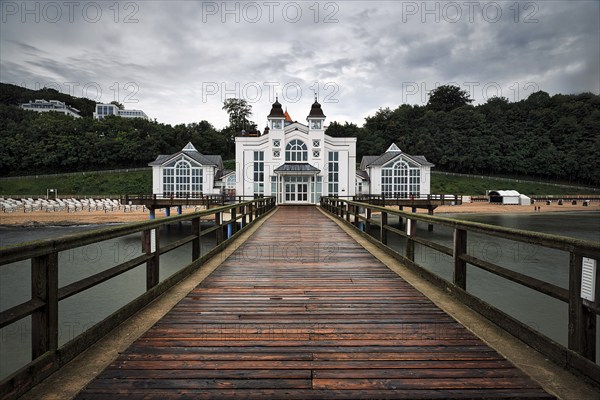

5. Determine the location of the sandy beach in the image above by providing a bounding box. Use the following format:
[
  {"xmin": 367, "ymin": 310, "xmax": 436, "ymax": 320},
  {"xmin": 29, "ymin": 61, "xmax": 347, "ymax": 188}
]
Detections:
[
  {"xmin": 0, "ymin": 201, "xmax": 598, "ymax": 226},
  {"xmin": 0, "ymin": 206, "xmax": 203, "ymax": 226}
]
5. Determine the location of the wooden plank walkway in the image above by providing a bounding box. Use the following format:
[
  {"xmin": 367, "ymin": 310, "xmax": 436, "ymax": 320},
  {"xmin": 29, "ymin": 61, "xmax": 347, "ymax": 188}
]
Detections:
[{"xmin": 76, "ymin": 206, "xmax": 554, "ymax": 399}]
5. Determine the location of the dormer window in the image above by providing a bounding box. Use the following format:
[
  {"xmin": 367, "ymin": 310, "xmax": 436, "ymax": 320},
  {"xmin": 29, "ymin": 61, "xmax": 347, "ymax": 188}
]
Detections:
[{"xmin": 310, "ymin": 120, "xmax": 322, "ymax": 130}]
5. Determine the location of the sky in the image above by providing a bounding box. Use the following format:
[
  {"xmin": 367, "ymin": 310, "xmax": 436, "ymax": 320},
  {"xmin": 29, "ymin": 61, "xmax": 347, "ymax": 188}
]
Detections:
[{"xmin": 1, "ymin": 0, "xmax": 599, "ymax": 129}]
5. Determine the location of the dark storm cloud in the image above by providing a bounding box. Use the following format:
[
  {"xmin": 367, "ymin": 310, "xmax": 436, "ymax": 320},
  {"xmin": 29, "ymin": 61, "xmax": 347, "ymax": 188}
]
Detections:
[{"xmin": 1, "ymin": 0, "xmax": 598, "ymax": 126}]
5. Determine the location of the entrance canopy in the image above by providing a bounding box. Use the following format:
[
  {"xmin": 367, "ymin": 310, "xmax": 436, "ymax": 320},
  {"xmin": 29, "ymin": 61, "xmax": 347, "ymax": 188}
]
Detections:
[{"xmin": 274, "ymin": 163, "xmax": 321, "ymax": 175}]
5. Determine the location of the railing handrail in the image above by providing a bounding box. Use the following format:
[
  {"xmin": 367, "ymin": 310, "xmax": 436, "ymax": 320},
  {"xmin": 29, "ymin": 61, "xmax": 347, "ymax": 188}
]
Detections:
[
  {"xmin": 329, "ymin": 197, "xmax": 600, "ymax": 256},
  {"xmin": 0, "ymin": 200, "xmax": 262, "ymax": 265},
  {"xmin": 0, "ymin": 196, "xmax": 277, "ymax": 399},
  {"xmin": 320, "ymin": 196, "xmax": 600, "ymax": 387}
]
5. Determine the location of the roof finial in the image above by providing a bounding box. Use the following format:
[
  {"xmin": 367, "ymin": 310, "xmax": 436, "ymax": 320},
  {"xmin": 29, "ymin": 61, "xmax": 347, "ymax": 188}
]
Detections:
[{"xmin": 314, "ymin": 91, "xmax": 318, "ymax": 102}]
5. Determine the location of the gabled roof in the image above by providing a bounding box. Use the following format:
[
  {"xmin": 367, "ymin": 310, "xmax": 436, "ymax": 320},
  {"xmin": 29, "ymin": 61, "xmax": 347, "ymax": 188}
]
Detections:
[
  {"xmin": 148, "ymin": 143, "xmax": 223, "ymax": 168},
  {"xmin": 284, "ymin": 122, "xmax": 308, "ymax": 134},
  {"xmin": 360, "ymin": 143, "xmax": 435, "ymax": 170},
  {"xmin": 215, "ymin": 169, "xmax": 234, "ymax": 180},
  {"xmin": 284, "ymin": 109, "xmax": 293, "ymax": 122},
  {"xmin": 356, "ymin": 170, "xmax": 370, "ymax": 181}
]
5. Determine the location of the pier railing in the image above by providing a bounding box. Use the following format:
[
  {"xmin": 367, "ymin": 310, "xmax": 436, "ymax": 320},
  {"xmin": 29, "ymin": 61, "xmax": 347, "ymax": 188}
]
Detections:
[
  {"xmin": 0, "ymin": 197, "xmax": 276, "ymax": 399},
  {"xmin": 321, "ymin": 196, "xmax": 600, "ymax": 386}
]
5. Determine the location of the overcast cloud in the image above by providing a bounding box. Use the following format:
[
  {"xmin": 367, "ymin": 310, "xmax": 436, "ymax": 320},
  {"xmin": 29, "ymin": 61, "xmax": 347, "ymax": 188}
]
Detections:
[{"xmin": 1, "ymin": 0, "xmax": 598, "ymax": 128}]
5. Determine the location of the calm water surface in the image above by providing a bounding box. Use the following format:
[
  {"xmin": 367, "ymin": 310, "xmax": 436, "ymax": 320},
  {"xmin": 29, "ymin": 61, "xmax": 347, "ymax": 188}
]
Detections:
[{"xmin": 0, "ymin": 222, "xmax": 216, "ymax": 379}]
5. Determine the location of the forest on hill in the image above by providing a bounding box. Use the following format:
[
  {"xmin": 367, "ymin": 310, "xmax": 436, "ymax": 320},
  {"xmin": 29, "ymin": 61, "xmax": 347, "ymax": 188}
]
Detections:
[{"xmin": 0, "ymin": 83, "xmax": 598, "ymax": 185}]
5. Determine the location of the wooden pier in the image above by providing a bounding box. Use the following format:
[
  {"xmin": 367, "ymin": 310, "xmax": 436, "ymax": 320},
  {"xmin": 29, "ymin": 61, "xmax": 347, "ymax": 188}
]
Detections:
[{"xmin": 75, "ymin": 207, "xmax": 552, "ymax": 399}]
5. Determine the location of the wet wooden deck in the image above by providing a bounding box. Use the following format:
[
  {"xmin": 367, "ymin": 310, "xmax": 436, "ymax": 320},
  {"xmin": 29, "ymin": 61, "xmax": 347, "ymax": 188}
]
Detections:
[{"xmin": 76, "ymin": 206, "xmax": 553, "ymax": 399}]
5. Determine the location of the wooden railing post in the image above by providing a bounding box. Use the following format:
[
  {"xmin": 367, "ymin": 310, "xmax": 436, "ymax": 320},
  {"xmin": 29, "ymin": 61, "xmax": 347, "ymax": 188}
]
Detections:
[
  {"xmin": 569, "ymin": 252, "xmax": 597, "ymax": 361},
  {"xmin": 353, "ymin": 205, "xmax": 359, "ymax": 228},
  {"xmin": 453, "ymin": 228, "xmax": 467, "ymax": 290},
  {"xmin": 366, "ymin": 208, "xmax": 371, "ymax": 233},
  {"xmin": 192, "ymin": 216, "xmax": 201, "ymax": 261},
  {"xmin": 215, "ymin": 211, "xmax": 223, "ymax": 245},
  {"xmin": 31, "ymin": 253, "xmax": 58, "ymax": 359},
  {"xmin": 241, "ymin": 205, "xmax": 247, "ymax": 228},
  {"xmin": 142, "ymin": 228, "xmax": 160, "ymax": 290},
  {"xmin": 380, "ymin": 211, "xmax": 388, "ymax": 245},
  {"xmin": 346, "ymin": 203, "xmax": 351, "ymax": 222},
  {"xmin": 231, "ymin": 206, "xmax": 237, "ymax": 235},
  {"xmin": 248, "ymin": 203, "xmax": 254, "ymax": 223},
  {"xmin": 406, "ymin": 217, "xmax": 417, "ymax": 261}
]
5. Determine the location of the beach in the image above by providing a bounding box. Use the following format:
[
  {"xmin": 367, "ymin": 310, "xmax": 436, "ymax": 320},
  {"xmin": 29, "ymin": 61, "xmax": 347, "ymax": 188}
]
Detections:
[{"xmin": 0, "ymin": 201, "xmax": 597, "ymax": 226}]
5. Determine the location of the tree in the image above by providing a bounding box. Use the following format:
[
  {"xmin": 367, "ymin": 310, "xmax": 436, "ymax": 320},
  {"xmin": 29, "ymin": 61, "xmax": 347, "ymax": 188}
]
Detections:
[
  {"xmin": 222, "ymin": 98, "xmax": 253, "ymax": 133},
  {"xmin": 427, "ymin": 85, "xmax": 473, "ymax": 112}
]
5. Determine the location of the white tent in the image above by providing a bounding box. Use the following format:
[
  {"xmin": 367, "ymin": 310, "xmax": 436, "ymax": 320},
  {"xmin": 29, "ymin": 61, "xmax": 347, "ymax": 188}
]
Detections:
[
  {"xmin": 488, "ymin": 190, "xmax": 521, "ymax": 205},
  {"xmin": 519, "ymin": 194, "xmax": 531, "ymax": 206}
]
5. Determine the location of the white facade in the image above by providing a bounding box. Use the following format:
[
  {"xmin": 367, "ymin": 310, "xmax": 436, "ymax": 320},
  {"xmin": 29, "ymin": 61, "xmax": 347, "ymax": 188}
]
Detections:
[
  {"xmin": 235, "ymin": 99, "xmax": 356, "ymax": 204},
  {"xmin": 149, "ymin": 143, "xmax": 223, "ymax": 197},
  {"xmin": 94, "ymin": 104, "xmax": 149, "ymax": 120},
  {"xmin": 20, "ymin": 99, "xmax": 81, "ymax": 118},
  {"xmin": 359, "ymin": 144, "xmax": 434, "ymax": 197}
]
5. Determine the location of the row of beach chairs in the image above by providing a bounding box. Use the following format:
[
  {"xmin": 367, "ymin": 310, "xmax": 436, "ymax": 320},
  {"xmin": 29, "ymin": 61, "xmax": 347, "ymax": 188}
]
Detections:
[{"xmin": 0, "ymin": 198, "xmax": 146, "ymax": 213}]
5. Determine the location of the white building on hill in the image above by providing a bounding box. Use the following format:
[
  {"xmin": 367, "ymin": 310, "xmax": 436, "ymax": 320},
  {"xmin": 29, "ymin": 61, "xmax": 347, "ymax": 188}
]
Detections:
[
  {"xmin": 20, "ymin": 99, "xmax": 81, "ymax": 118},
  {"xmin": 94, "ymin": 103, "xmax": 149, "ymax": 120},
  {"xmin": 235, "ymin": 98, "xmax": 357, "ymax": 204}
]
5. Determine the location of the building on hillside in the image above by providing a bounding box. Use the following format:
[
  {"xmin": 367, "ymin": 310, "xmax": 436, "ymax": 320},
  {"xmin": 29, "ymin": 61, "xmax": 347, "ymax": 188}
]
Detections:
[
  {"xmin": 148, "ymin": 142, "xmax": 225, "ymax": 197},
  {"xmin": 358, "ymin": 143, "xmax": 434, "ymax": 197},
  {"xmin": 235, "ymin": 97, "xmax": 357, "ymax": 204},
  {"xmin": 94, "ymin": 103, "xmax": 149, "ymax": 120},
  {"xmin": 20, "ymin": 99, "xmax": 81, "ymax": 118}
]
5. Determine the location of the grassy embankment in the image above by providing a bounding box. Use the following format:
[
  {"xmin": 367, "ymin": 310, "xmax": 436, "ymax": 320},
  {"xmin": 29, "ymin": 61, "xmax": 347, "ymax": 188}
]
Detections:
[
  {"xmin": 0, "ymin": 168, "xmax": 596, "ymax": 197},
  {"xmin": 0, "ymin": 170, "xmax": 152, "ymax": 197}
]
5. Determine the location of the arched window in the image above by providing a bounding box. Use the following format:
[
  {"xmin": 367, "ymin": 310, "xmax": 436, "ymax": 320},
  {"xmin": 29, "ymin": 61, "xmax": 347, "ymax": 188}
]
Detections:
[
  {"xmin": 175, "ymin": 160, "xmax": 191, "ymax": 197},
  {"xmin": 381, "ymin": 160, "xmax": 420, "ymax": 197},
  {"xmin": 285, "ymin": 139, "xmax": 308, "ymax": 162},
  {"xmin": 163, "ymin": 157, "xmax": 203, "ymax": 198}
]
